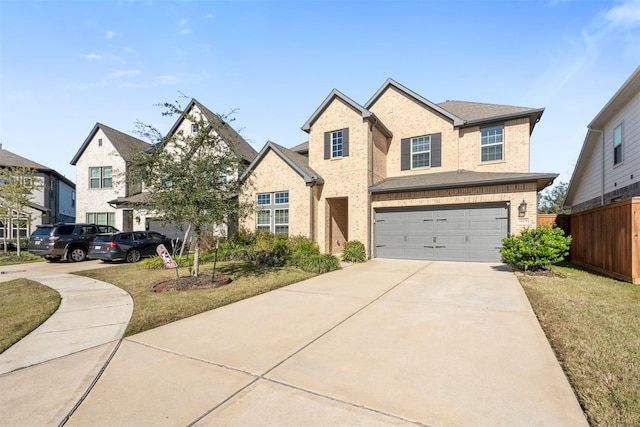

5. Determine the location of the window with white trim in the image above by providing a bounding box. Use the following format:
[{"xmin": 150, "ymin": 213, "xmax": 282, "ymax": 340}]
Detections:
[
  {"xmin": 411, "ymin": 135, "xmax": 431, "ymax": 168},
  {"xmin": 256, "ymin": 191, "xmax": 289, "ymax": 235},
  {"xmin": 613, "ymin": 123, "xmax": 623, "ymax": 165},
  {"xmin": 481, "ymin": 125, "xmax": 504, "ymax": 162},
  {"xmin": 86, "ymin": 212, "xmax": 116, "ymax": 226},
  {"xmin": 89, "ymin": 166, "xmax": 112, "ymax": 188},
  {"xmin": 331, "ymin": 130, "xmax": 343, "ymax": 158},
  {"xmin": 192, "ymin": 124, "xmax": 199, "ymax": 133}
]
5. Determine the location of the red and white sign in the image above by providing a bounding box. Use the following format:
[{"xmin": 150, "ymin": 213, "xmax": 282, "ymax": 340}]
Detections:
[{"xmin": 156, "ymin": 244, "xmax": 178, "ymax": 269}]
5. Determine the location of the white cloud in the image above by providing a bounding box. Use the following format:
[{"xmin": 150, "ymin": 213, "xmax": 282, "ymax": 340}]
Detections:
[
  {"xmin": 204, "ymin": 13, "xmax": 214, "ymax": 19},
  {"xmin": 111, "ymin": 69, "xmax": 140, "ymax": 78},
  {"xmin": 179, "ymin": 19, "xmax": 189, "ymax": 27},
  {"xmin": 157, "ymin": 75, "xmax": 180, "ymax": 84},
  {"xmin": 605, "ymin": 0, "xmax": 640, "ymax": 29},
  {"xmin": 179, "ymin": 28, "xmax": 192, "ymax": 35},
  {"xmin": 78, "ymin": 53, "xmax": 102, "ymax": 60},
  {"xmin": 106, "ymin": 30, "xmax": 116, "ymax": 39}
]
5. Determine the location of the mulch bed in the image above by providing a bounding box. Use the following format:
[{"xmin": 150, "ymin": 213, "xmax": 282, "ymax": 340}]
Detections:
[{"xmin": 152, "ymin": 274, "xmax": 232, "ymax": 292}]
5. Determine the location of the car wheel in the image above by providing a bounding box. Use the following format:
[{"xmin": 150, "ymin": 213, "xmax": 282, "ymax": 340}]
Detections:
[
  {"xmin": 126, "ymin": 249, "xmax": 141, "ymax": 263},
  {"xmin": 68, "ymin": 247, "xmax": 87, "ymax": 262}
]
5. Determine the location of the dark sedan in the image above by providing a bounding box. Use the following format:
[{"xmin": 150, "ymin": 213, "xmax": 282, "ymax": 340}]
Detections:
[{"xmin": 88, "ymin": 231, "xmax": 173, "ymax": 263}]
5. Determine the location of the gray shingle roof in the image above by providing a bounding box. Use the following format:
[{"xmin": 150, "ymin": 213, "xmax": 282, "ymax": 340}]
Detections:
[
  {"xmin": 290, "ymin": 141, "xmax": 309, "ymax": 154},
  {"xmin": 370, "ymin": 170, "xmax": 557, "ymax": 194},
  {"xmin": 438, "ymin": 100, "xmax": 544, "ymax": 128},
  {"xmin": 1, "ymin": 147, "xmax": 75, "ymax": 187},
  {"xmin": 164, "ymin": 99, "xmax": 258, "ymax": 163},
  {"xmin": 1, "ymin": 148, "xmax": 49, "ymax": 170},
  {"xmin": 71, "ymin": 123, "xmax": 151, "ymax": 165}
]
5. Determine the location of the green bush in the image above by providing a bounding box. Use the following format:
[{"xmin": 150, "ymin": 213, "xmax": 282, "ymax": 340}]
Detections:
[
  {"xmin": 500, "ymin": 226, "xmax": 572, "ymax": 271},
  {"xmin": 296, "ymin": 253, "xmax": 341, "ymax": 274},
  {"xmin": 341, "ymin": 240, "xmax": 366, "ymax": 263},
  {"xmin": 254, "ymin": 232, "xmax": 290, "ymax": 267},
  {"xmin": 289, "ymin": 236, "xmax": 321, "ymax": 266}
]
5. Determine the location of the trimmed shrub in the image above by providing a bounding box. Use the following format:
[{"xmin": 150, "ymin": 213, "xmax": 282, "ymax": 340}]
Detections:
[
  {"xmin": 297, "ymin": 253, "xmax": 341, "ymax": 274},
  {"xmin": 254, "ymin": 232, "xmax": 290, "ymax": 267},
  {"xmin": 500, "ymin": 226, "xmax": 572, "ymax": 271},
  {"xmin": 341, "ymin": 240, "xmax": 366, "ymax": 263},
  {"xmin": 289, "ymin": 236, "xmax": 321, "ymax": 266}
]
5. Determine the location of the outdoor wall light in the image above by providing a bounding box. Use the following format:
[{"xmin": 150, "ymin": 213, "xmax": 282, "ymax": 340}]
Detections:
[{"xmin": 518, "ymin": 200, "xmax": 527, "ymax": 217}]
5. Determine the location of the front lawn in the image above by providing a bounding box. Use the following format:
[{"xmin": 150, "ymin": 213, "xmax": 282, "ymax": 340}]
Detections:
[
  {"xmin": 75, "ymin": 261, "xmax": 315, "ymax": 336},
  {"xmin": 0, "ymin": 279, "xmax": 60, "ymax": 353},
  {"xmin": 0, "ymin": 251, "xmax": 44, "ymax": 266},
  {"xmin": 518, "ymin": 264, "xmax": 640, "ymax": 427}
]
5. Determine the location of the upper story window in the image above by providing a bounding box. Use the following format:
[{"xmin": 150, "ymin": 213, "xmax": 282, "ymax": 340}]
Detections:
[
  {"xmin": 192, "ymin": 124, "xmax": 199, "ymax": 133},
  {"xmin": 480, "ymin": 125, "xmax": 504, "ymax": 162},
  {"xmin": 401, "ymin": 133, "xmax": 441, "ymax": 171},
  {"xmin": 98, "ymin": 138, "xmax": 103, "ymax": 146},
  {"xmin": 275, "ymin": 191, "xmax": 289, "ymax": 204},
  {"xmin": 257, "ymin": 193, "xmax": 271, "ymax": 205},
  {"xmin": 89, "ymin": 166, "xmax": 112, "ymax": 189},
  {"xmin": 324, "ymin": 128, "xmax": 349, "ymax": 159},
  {"xmin": 411, "ymin": 136, "xmax": 431, "ymax": 168},
  {"xmin": 613, "ymin": 123, "xmax": 623, "ymax": 165},
  {"xmin": 331, "ymin": 130, "xmax": 343, "ymax": 158}
]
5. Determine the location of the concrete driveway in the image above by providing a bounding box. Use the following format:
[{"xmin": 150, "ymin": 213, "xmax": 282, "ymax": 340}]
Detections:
[{"xmin": 58, "ymin": 259, "xmax": 587, "ymax": 426}]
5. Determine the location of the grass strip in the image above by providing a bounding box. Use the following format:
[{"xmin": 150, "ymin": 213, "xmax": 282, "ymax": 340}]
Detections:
[
  {"xmin": 0, "ymin": 279, "xmax": 60, "ymax": 353},
  {"xmin": 518, "ymin": 264, "xmax": 640, "ymax": 427}
]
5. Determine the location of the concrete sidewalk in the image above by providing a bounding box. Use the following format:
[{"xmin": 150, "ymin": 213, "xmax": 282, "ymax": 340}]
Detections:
[
  {"xmin": 0, "ymin": 261, "xmax": 132, "ymax": 427},
  {"xmin": 63, "ymin": 259, "xmax": 586, "ymax": 426}
]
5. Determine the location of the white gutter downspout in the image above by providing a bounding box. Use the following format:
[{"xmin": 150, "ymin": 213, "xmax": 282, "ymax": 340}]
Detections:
[{"xmin": 588, "ymin": 127, "xmax": 605, "ymax": 205}]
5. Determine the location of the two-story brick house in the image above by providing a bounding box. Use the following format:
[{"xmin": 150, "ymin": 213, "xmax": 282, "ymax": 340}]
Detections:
[
  {"xmin": 71, "ymin": 99, "xmax": 257, "ymax": 237},
  {"xmin": 241, "ymin": 79, "xmax": 557, "ymax": 262}
]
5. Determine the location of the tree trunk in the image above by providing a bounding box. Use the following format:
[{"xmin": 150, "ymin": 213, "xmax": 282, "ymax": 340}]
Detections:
[
  {"xmin": 193, "ymin": 239, "xmax": 200, "ymax": 277},
  {"xmin": 179, "ymin": 224, "xmax": 192, "ymax": 257}
]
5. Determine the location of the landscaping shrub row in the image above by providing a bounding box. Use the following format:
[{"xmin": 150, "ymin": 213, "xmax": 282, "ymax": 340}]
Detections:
[{"xmin": 142, "ymin": 230, "xmax": 360, "ymax": 273}]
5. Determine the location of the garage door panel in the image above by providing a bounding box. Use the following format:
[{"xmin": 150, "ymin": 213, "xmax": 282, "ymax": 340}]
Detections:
[{"xmin": 374, "ymin": 204, "xmax": 508, "ymax": 262}]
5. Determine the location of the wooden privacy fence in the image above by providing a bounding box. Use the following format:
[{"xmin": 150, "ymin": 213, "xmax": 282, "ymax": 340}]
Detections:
[
  {"xmin": 569, "ymin": 197, "xmax": 640, "ymax": 284},
  {"xmin": 537, "ymin": 214, "xmax": 570, "ymax": 235}
]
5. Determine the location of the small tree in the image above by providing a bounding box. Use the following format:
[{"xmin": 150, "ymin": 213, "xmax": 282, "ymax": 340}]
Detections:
[
  {"xmin": 130, "ymin": 101, "xmax": 252, "ymax": 278},
  {"xmin": 538, "ymin": 181, "xmax": 570, "ymax": 214},
  {"xmin": 0, "ymin": 166, "xmax": 43, "ymax": 255},
  {"xmin": 500, "ymin": 226, "xmax": 572, "ymax": 271}
]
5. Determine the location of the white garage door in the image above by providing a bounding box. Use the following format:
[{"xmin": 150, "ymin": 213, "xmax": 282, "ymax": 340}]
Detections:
[{"xmin": 374, "ymin": 204, "xmax": 509, "ymax": 262}]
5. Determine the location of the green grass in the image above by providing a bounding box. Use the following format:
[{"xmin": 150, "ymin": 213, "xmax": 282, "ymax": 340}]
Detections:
[
  {"xmin": 517, "ymin": 264, "xmax": 640, "ymax": 427},
  {"xmin": 0, "ymin": 279, "xmax": 60, "ymax": 353},
  {"xmin": 0, "ymin": 251, "xmax": 44, "ymax": 266},
  {"xmin": 75, "ymin": 261, "xmax": 315, "ymax": 336}
]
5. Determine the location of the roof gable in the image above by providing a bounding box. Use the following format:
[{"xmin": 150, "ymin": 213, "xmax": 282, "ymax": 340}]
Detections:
[
  {"xmin": 438, "ymin": 100, "xmax": 544, "ymax": 132},
  {"xmin": 165, "ymin": 98, "xmax": 257, "ymax": 163},
  {"xmin": 365, "ymin": 78, "xmax": 465, "ymax": 127},
  {"xmin": 1, "ymin": 147, "xmax": 75, "ymax": 187},
  {"xmin": 71, "ymin": 123, "xmax": 151, "ymax": 165},
  {"xmin": 242, "ymin": 141, "xmax": 323, "ymax": 185},
  {"xmin": 301, "ymin": 89, "xmax": 372, "ymax": 133}
]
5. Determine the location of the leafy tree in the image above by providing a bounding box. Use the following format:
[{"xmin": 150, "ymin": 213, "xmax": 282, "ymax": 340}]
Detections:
[
  {"xmin": 130, "ymin": 101, "xmax": 252, "ymax": 278},
  {"xmin": 0, "ymin": 167, "xmax": 43, "ymax": 255},
  {"xmin": 538, "ymin": 181, "xmax": 570, "ymax": 214}
]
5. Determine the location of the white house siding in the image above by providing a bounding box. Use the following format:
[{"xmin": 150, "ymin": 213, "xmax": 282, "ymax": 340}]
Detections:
[
  {"xmin": 571, "ymin": 134, "xmax": 604, "ymax": 209},
  {"xmin": 75, "ymin": 129, "xmax": 127, "ymax": 228},
  {"xmin": 604, "ymin": 91, "xmax": 640, "ymax": 197}
]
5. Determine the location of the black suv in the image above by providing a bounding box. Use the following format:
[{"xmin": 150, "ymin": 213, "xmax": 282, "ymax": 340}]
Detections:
[{"xmin": 28, "ymin": 223, "xmax": 112, "ymax": 262}]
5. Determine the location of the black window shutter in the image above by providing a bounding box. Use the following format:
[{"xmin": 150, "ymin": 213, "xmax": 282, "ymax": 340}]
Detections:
[
  {"xmin": 342, "ymin": 128, "xmax": 349, "ymax": 157},
  {"xmin": 401, "ymin": 138, "xmax": 410, "ymax": 170},
  {"xmin": 431, "ymin": 133, "xmax": 442, "ymax": 167},
  {"xmin": 324, "ymin": 131, "xmax": 330, "ymax": 160}
]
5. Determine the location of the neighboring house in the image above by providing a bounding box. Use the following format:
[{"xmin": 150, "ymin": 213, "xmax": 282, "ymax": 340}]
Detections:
[
  {"xmin": 242, "ymin": 79, "xmax": 557, "ymax": 262},
  {"xmin": 0, "ymin": 145, "xmax": 76, "ymax": 239},
  {"xmin": 71, "ymin": 99, "xmax": 257, "ymax": 239},
  {"xmin": 564, "ymin": 66, "xmax": 640, "ymax": 212}
]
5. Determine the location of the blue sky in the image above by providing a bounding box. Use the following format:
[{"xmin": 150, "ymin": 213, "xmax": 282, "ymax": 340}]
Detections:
[{"xmin": 1, "ymin": 0, "xmax": 639, "ymax": 187}]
